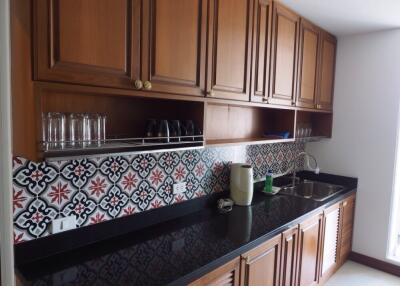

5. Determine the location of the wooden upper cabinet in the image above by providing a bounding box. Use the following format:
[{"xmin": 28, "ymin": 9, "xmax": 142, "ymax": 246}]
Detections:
[
  {"xmin": 206, "ymin": 0, "xmax": 253, "ymax": 101},
  {"xmin": 320, "ymin": 203, "xmax": 341, "ymax": 283},
  {"xmin": 251, "ymin": 0, "xmax": 272, "ymax": 103},
  {"xmin": 188, "ymin": 257, "xmax": 240, "ymax": 286},
  {"xmin": 141, "ymin": 0, "xmax": 207, "ymax": 96},
  {"xmin": 340, "ymin": 194, "xmax": 356, "ymax": 264},
  {"xmin": 34, "ymin": 0, "xmax": 141, "ymax": 89},
  {"xmin": 241, "ymin": 234, "xmax": 281, "ymax": 286},
  {"xmin": 281, "ymin": 226, "xmax": 299, "ymax": 286},
  {"xmin": 317, "ymin": 31, "xmax": 337, "ymax": 110},
  {"xmin": 297, "ymin": 19, "xmax": 320, "ymax": 108},
  {"xmin": 269, "ymin": 3, "xmax": 299, "ymax": 106},
  {"xmin": 297, "ymin": 213, "xmax": 323, "ymax": 286}
]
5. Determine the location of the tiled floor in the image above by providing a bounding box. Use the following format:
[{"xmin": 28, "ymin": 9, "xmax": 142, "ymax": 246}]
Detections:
[{"xmin": 326, "ymin": 261, "xmax": 400, "ymax": 286}]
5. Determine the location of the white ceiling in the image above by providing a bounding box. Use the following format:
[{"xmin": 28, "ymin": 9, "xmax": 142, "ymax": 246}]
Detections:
[{"xmin": 279, "ymin": 0, "xmax": 400, "ymax": 36}]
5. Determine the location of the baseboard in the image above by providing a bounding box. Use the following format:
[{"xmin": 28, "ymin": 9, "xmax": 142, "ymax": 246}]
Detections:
[{"xmin": 349, "ymin": 251, "xmax": 400, "ymax": 277}]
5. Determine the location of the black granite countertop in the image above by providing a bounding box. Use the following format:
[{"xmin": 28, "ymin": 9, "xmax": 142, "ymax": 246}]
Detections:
[{"xmin": 16, "ymin": 172, "xmax": 357, "ymax": 286}]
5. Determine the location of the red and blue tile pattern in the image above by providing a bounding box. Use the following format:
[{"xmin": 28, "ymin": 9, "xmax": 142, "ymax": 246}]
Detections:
[{"xmin": 12, "ymin": 142, "xmax": 305, "ymax": 243}]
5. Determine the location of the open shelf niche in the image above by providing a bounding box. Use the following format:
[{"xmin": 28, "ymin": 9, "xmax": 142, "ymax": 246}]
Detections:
[
  {"xmin": 37, "ymin": 86, "xmax": 205, "ymax": 160},
  {"xmin": 204, "ymin": 102, "xmax": 295, "ymax": 146},
  {"xmin": 295, "ymin": 111, "xmax": 333, "ymax": 141}
]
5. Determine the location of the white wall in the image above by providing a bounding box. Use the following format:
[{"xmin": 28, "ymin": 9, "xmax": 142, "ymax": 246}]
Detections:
[
  {"xmin": 0, "ymin": 0, "xmax": 15, "ymax": 284},
  {"xmin": 307, "ymin": 29, "xmax": 400, "ymax": 261}
]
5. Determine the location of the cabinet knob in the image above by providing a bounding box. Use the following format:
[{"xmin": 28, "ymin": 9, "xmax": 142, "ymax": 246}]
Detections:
[
  {"xmin": 207, "ymin": 90, "xmax": 215, "ymax": 97},
  {"xmin": 262, "ymin": 97, "xmax": 269, "ymax": 103},
  {"xmin": 317, "ymin": 104, "xmax": 322, "ymax": 109},
  {"xmin": 143, "ymin": 81, "xmax": 152, "ymax": 90},
  {"xmin": 133, "ymin": 79, "xmax": 143, "ymax": 90}
]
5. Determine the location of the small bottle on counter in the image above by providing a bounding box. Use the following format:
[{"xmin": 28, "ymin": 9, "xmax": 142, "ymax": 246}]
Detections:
[{"xmin": 263, "ymin": 170, "xmax": 273, "ymax": 194}]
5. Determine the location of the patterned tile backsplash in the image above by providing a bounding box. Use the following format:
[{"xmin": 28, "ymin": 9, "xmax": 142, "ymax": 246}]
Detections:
[{"xmin": 13, "ymin": 142, "xmax": 305, "ymax": 243}]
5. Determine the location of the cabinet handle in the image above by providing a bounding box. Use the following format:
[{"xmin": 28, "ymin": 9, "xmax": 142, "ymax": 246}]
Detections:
[
  {"xmin": 143, "ymin": 81, "xmax": 152, "ymax": 90},
  {"xmin": 207, "ymin": 90, "xmax": 215, "ymax": 97},
  {"xmin": 343, "ymin": 201, "xmax": 348, "ymax": 207},
  {"xmin": 133, "ymin": 79, "xmax": 143, "ymax": 90},
  {"xmin": 317, "ymin": 104, "xmax": 322, "ymax": 109},
  {"xmin": 262, "ymin": 97, "xmax": 269, "ymax": 103}
]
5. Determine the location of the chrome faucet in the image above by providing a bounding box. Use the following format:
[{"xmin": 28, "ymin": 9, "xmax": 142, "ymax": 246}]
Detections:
[{"xmin": 276, "ymin": 151, "xmax": 320, "ymax": 187}]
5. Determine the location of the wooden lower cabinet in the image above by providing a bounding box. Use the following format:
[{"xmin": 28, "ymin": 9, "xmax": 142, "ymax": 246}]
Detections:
[
  {"xmin": 339, "ymin": 194, "xmax": 356, "ymax": 264},
  {"xmin": 319, "ymin": 203, "xmax": 341, "ymax": 284},
  {"xmin": 189, "ymin": 195, "xmax": 355, "ymax": 286},
  {"xmin": 297, "ymin": 213, "xmax": 324, "ymax": 286},
  {"xmin": 188, "ymin": 257, "xmax": 241, "ymax": 286},
  {"xmin": 241, "ymin": 234, "xmax": 281, "ymax": 286},
  {"xmin": 281, "ymin": 226, "xmax": 299, "ymax": 286}
]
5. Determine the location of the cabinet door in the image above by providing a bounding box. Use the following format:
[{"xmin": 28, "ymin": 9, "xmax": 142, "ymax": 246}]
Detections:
[
  {"xmin": 296, "ymin": 19, "xmax": 320, "ymax": 109},
  {"xmin": 340, "ymin": 194, "xmax": 356, "ymax": 264},
  {"xmin": 188, "ymin": 257, "xmax": 240, "ymax": 286},
  {"xmin": 35, "ymin": 0, "xmax": 141, "ymax": 89},
  {"xmin": 317, "ymin": 31, "xmax": 337, "ymax": 110},
  {"xmin": 141, "ymin": 0, "xmax": 207, "ymax": 96},
  {"xmin": 206, "ymin": 0, "xmax": 253, "ymax": 101},
  {"xmin": 281, "ymin": 226, "xmax": 299, "ymax": 286},
  {"xmin": 320, "ymin": 203, "xmax": 341, "ymax": 283},
  {"xmin": 250, "ymin": 0, "xmax": 272, "ymax": 103},
  {"xmin": 241, "ymin": 234, "xmax": 281, "ymax": 286},
  {"xmin": 269, "ymin": 3, "xmax": 299, "ymax": 106},
  {"xmin": 297, "ymin": 213, "xmax": 323, "ymax": 286}
]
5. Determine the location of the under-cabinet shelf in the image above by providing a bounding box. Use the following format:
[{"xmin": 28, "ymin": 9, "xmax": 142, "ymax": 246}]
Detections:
[
  {"xmin": 206, "ymin": 137, "xmax": 295, "ymax": 147},
  {"xmin": 41, "ymin": 135, "xmax": 204, "ymax": 161},
  {"xmin": 295, "ymin": 136, "xmax": 329, "ymax": 143}
]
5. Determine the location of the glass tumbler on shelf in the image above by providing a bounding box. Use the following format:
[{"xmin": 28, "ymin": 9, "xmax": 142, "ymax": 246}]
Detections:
[
  {"xmin": 100, "ymin": 114, "xmax": 107, "ymax": 143},
  {"xmin": 86, "ymin": 114, "xmax": 102, "ymax": 146},
  {"xmin": 67, "ymin": 113, "xmax": 85, "ymax": 147},
  {"xmin": 47, "ymin": 112, "xmax": 66, "ymax": 149}
]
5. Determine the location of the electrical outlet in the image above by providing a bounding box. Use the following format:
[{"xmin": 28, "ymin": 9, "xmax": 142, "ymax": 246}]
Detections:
[
  {"xmin": 51, "ymin": 216, "xmax": 77, "ymax": 234},
  {"xmin": 173, "ymin": 182, "xmax": 186, "ymax": 194}
]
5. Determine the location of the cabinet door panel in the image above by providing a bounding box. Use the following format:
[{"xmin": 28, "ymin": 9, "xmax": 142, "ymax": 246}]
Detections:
[
  {"xmin": 35, "ymin": 0, "xmax": 140, "ymax": 88},
  {"xmin": 207, "ymin": 0, "xmax": 253, "ymax": 101},
  {"xmin": 340, "ymin": 195, "xmax": 356, "ymax": 263},
  {"xmin": 281, "ymin": 227, "xmax": 299, "ymax": 286},
  {"xmin": 142, "ymin": 0, "xmax": 207, "ymax": 96},
  {"xmin": 297, "ymin": 20, "xmax": 320, "ymax": 108},
  {"xmin": 251, "ymin": 0, "xmax": 272, "ymax": 102},
  {"xmin": 242, "ymin": 234, "xmax": 281, "ymax": 286},
  {"xmin": 317, "ymin": 32, "xmax": 337, "ymax": 110},
  {"xmin": 320, "ymin": 203, "xmax": 341, "ymax": 282},
  {"xmin": 189, "ymin": 257, "xmax": 240, "ymax": 286},
  {"xmin": 298, "ymin": 213, "xmax": 323, "ymax": 286},
  {"xmin": 269, "ymin": 3, "xmax": 299, "ymax": 106}
]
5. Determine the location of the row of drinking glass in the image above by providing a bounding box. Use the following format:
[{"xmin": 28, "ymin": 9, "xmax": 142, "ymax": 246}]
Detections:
[
  {"xmin": 145, "ymin": 119, "xmax": 201, "ymax": 142},
  {"xmin": 42, "ymin": 112, "xmax": 107, "ymax": 149},
  {"xmin": 296, "ymin": 124, "xmax": 313, "ymax": 138}
]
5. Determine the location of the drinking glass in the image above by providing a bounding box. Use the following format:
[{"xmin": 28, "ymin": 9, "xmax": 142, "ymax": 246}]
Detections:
[
  {"xmin": 67, "ymin": 113, "xmax": 85, "ymax": 147},
  {"xmin": 87, "ymin": 114, "xmax": 102, "ymax": 146},
  {"xmin": 157, "ymin": 120, "xmax": 170, "ymax": 143},
  {"xmin": 100, "ymin": 114, "xmax": 107, "ymax": 143},
  {"xmin": 169, "ymin": 120, "xmax": 181, "ymax": 142},
  {"xmin": 184, "ymin": 120, "xmax": 195, "ymax": 141},
  {"xmin": 47, "ymin": 112, "xmax": 66, "ymax": 149},
  {"xmin": 145, "ymin": 119, "xmax": 157, "ymax": 138}
]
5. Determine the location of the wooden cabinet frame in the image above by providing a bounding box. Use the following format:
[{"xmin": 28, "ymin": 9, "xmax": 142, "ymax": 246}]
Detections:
[
  {"xmin": 34, "ymin": 0, "xmax": 142, "ymax": 89},
  {"xmin": 241, "ymin": 234, "xmax": 282, "ymax": 286},
  {"xmin": 141, "ymin": 0, "xmax": 208, "ymax": 97},
  {"xmin": 268, "ymin": 2, "xmax": 300, "ymax": 106},
  {"xmin": 296, "ymin": 19, "xmax": 320, "ymax": 109},
  {"xmin": 206, "ymin": 0, "xmax": 254, "ymax": 101}
]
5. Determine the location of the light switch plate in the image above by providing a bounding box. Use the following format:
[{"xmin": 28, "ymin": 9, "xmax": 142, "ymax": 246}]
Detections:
[
  {"xmin": 173, "ymin": 182, "xmax": 186, "ymax": 194},
  {"xmin": 51, "ymin": 216, "xmax": 77, "ymax": 234}
]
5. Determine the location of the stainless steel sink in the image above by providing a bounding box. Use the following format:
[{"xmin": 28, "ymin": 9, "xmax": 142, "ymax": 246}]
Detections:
[{"xmin": 279, "ymin": 180, "xmax": 345, "ymax": 201}]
